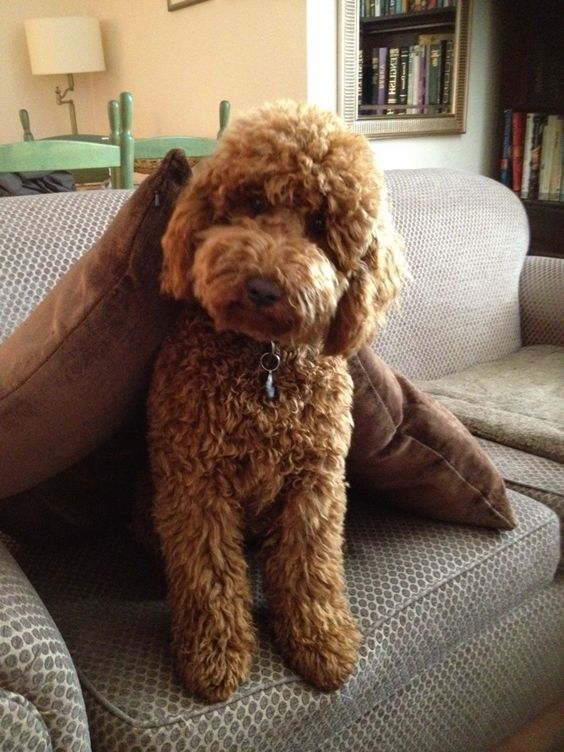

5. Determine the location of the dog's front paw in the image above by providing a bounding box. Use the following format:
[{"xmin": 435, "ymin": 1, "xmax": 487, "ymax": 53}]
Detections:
[
  {"xmin": 175, "ymin": 626, "xmax": 256, "ymax": 704},
  {"xmin": 273, "ymin": 605, "xmax": 361, "ymax": 691}
]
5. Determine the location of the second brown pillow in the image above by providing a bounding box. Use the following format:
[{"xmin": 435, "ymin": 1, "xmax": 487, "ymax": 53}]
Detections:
[{"xmin": 347, "ymin": 346, "xmax": 516, "ymax": 530}]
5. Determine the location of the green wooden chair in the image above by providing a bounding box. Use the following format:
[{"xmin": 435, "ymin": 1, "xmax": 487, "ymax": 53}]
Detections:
[
  {"xmin": 111, "ymin": 92, "xmax": 230, "ymax": 189},
  {"xmin": 2, "ymin": 107, "xmax": 124, "ymax": 189},
  {"xmin": 0, "ymin": 139, "xmax": 123, "ymax": 188}
]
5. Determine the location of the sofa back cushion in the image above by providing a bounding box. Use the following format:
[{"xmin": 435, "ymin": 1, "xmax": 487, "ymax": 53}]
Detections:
[
  {"xmin": 376, "ymin": 169, "xmax": 530, "ymax": 380},
  {"xmin": 0, "ymin": 189, "xmax": 133, "ymax": 345}
]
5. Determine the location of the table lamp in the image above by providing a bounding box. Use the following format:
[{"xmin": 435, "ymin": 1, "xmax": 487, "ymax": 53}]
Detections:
[{"xmin": 25, "ymin": 16, "xmax": 106, "ymax": 135}]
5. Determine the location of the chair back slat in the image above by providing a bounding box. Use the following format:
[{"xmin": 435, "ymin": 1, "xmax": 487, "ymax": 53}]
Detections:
[
  {"xmin": 0, "ymin": 140, "xmax": 121, "ymax": 173},
  {"xmin": 19, "ymin": 109, "xmax": 34, "ymax": 141},
  {"xmin": 108, "ymin": 99, "xmax": 121, "ymax": 188},
  {"xmin": 118, "ymin": 92, "xmax": 134, "ymax": 189},
  {"xmin": 134, "ymin": 136, "xmax": 218, "ymax": 160},
  {"xmin": 218, "ymin": 100, "xmax": 231, "ymax": 137}
]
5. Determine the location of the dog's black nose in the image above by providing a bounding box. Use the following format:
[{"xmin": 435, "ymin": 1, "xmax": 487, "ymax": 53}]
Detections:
[{"xmin": 246, "ymin": 276, "xmax": 282, "ymax": 307}]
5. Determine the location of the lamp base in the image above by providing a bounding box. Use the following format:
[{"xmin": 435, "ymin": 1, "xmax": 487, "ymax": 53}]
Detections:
[{"xmin": 55, "ymin": 73, "xmax": 78, "ymax": 134}]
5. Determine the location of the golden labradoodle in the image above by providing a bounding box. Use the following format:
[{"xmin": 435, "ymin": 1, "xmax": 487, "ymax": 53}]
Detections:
[{"xmin": 148, "ymin": 100, "xmax": 404, "ymax": 703}]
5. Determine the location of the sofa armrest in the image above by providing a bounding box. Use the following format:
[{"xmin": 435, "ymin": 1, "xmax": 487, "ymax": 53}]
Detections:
[
  {"xmin": 519, "ymin": 256, "xmax": 564, "ymax": 347},
  {"xmin": 0, "ymin": 688, "xmax": 54, "ymax": 751},
  {"xmin": 0, "ymin": 539, "xmax": 91, "ymax": 752}
]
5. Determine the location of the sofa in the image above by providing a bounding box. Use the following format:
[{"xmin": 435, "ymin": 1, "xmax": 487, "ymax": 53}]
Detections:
[{"xmin": 0, "ymin": 167, "xmax": 562, "ymax": 752}]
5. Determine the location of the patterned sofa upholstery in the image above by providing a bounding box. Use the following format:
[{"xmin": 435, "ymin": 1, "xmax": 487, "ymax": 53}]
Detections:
[{"xmin": 0, "ymin": 169, "xmax": 562, "ymax": 751}]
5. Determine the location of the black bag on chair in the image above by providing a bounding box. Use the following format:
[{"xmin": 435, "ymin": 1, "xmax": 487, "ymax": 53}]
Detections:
[{"xmin": 0, "ymin": 170, "xmax": 75, "ymax": 197}]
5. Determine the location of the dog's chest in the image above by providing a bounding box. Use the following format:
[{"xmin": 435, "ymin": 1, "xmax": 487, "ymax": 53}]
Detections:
[{"xmin": 149, "ymin": 312, "xmax": 354, "ymax": 506}]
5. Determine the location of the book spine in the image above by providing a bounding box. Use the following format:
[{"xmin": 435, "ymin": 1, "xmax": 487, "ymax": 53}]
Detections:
[
  {"xmin": 499, "ymin": 109, "xmax": 513, "ymax": 187},
  {"xmin": 441, "ymin": 39, "xmax": 454, "ymax": 109},
  {"xmin": 398, "ymin": 46, "xmax": 410, "ymax": 109},
  {"xmin": 511, "ymin": 111, "xmax": 526, "ymax": 194},
  {"xmin": 407, "ymin": 46, "xmax": 416, "ymax": 112},
  {"xmin": 560, "ymin": 132, "xmax": 564, "ymax": 202},
  {"xmin": 548, "ymin": 116, "xmax": 563, "ymax": 200},
  {"xmin": 527, "ymin": 114, "xmax": 547, "ymax": 200},
  {"xmin": 371, "ymin": 47, "xmax": 381, "ymax": 105},
  {"xmin": 378, "ymin": 47, "xmax": 388, "ymax": 105},
  {"xmin": 417, "ymin": 45, "xmax": 427, "ymax": 113},
  {"xmin": 426, "ymin": 42, "xmax": 442, "ymax": 110},
  {"xmin": 520, "ymin": 113, "xmax": 536, "ymax": 198},
  {"xmin": 538, "ymin": 115, "xmax": 556, "ymax": 199},
  {"xmin": 387, "ymin": 47, "xmax": 400, "ymax": 110}
]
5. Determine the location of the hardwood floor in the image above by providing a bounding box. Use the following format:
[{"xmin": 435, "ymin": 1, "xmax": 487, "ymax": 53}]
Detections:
[{"xmin": 491, "ymin": 699, "xmax": 564, "ymax": 752}]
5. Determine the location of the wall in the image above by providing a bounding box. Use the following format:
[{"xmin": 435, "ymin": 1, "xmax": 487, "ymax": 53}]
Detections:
[
  {"xmin": 1, "ymin": 0, "xmax": 97, "ymax": 141},
  {"xmin": 83, "ymin": 0, "xmax": 307, "ymax": 137}
]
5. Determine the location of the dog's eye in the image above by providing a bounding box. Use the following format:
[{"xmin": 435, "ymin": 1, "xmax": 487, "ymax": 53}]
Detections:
[
  {"xmin": 307, "ymin": 211, "xmax": 326, "ymax": 237},
  {"xmin": 249, "ymin": 195, "xmax": 269, "ymax": 215}
]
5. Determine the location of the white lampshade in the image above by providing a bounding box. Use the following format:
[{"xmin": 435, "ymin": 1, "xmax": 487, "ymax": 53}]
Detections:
[{"xmin": 25, "ymin": 17, "xmax": 105, "ymax": 75}]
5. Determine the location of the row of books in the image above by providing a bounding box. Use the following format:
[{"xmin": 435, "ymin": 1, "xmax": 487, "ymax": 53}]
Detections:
[
  {"xmin": 500, "ymin": 111, "xmax": 564, "ymax": 201},
  {"xmin": 359, "ymin": 37, "xmax": 453, "ymax": 114},
  {"xmin": 360, "ymin": 0, "xmax": 456, "ymax": 17}
]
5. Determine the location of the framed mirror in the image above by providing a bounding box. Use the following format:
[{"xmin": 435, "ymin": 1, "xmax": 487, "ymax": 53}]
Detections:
[{"xmin": 338, "ymin": 0, "xmax": 471, "ymax": 138}]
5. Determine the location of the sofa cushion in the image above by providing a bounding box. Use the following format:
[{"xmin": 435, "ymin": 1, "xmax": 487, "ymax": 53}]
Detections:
[
  {"xmin": 3, "ymin": 491, "xmax": 558, "ymax": 751},
  {"xmin": 418, "ymin": 345, "xmax": 564, "ymax": 463},
  {"xmin": 520, "ymin": 256, "xmax": 564, "ymax": 347},
  {"xmin": 375, "ymin": 169, "xmax": 528, "ymax": 380},
  {"xmin": 323, "ymin": 579, "xmax": 564, "ymax": 752},
  {"xmin": 0, "ymin": 189, "xmax": 130, "ymax": 345},
  {"xmin": 0, "ymin": 150, "xmax": 189, "ymax": 500},
  {"xmin": 347, "ymin": 347, "xmax": 516, "ymax": 530},
  {"xmin": 475, "ymin": 436, "xmax": 564, "ymax": 563}
]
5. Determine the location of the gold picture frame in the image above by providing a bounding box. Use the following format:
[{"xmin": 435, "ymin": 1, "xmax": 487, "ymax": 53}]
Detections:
[
  {"xmin": 167, "ymin": 0, "xmax": 209, "ymax": 11},
  {"xmin": 337, "ymin": 0, "xmax": 471, "ymax": 138}
]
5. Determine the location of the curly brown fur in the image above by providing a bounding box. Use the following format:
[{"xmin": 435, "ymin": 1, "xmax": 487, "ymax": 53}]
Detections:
[{"xmin": 148, "ymin": 100, "xmax": 404, "ymax": 703}]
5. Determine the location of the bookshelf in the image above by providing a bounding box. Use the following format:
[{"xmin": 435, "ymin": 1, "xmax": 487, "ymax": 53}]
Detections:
[
  {"xmin": 338, "ymin": 0, "xmax": 471, "ymax": 138},
  {"xmin": 497, "ymin": 0, "xmax": 563, "ymax": 258}
]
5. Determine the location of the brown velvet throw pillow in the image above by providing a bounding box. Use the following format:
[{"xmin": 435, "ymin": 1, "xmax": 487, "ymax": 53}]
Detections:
[
  {"xmin": 347, "ymin": 346, "xmax": 516, "ymax": 530},
  {"xmin": 0, "ymin": 150, "xmax": 189, "ymax": 500}
]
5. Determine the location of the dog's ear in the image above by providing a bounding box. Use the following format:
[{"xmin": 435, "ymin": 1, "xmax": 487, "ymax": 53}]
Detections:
[
  {"xmin": 323, "ymin": 219, "xmax": 405, "ymax": 358},
  {"xmin": 160, "ymin": 175, "xmax": 214, "ymax": 300}
]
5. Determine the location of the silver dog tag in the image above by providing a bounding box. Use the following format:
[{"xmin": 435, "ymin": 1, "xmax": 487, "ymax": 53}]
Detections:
[
  {"xmin": 265, "ymin": 371, "xmax": 278, "ymax": 400},
  {"xmin": 260, "ymin": 343, "xmax": 281, "ymax": 401}
]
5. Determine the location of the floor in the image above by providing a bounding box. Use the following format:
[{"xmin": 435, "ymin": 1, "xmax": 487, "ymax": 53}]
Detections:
[{"xmin": 491, "ymin": 699, "xmax": 564, "ymax": 752}]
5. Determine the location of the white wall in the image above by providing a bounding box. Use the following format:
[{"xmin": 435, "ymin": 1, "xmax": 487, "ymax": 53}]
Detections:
[
  {"xmin": 307, "ymin": 0, "xmax": 502, "ymax": 176},
  {"xmin": 307, "ymin": 0, "xmax": 338, "ymax": 111}
]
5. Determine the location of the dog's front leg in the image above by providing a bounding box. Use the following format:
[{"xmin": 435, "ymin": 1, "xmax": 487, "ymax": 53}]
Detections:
[
  {"xmin": 153, "ymin": 478, "xmax": 255, "ymax": 703},
  {"xmin": 260, "ymin": 472, "xmax": 361, "ymax": 691}
]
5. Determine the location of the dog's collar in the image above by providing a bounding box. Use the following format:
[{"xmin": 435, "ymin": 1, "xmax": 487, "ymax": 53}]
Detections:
[{"xmin": 259, "ymin": 342, "xmax": 281, "ymax": 400}]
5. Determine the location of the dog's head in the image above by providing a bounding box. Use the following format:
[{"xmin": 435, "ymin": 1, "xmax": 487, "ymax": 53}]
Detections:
[{"xmin": 161, "ymin": 100, "xmax": 404, "ymax": 356}]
